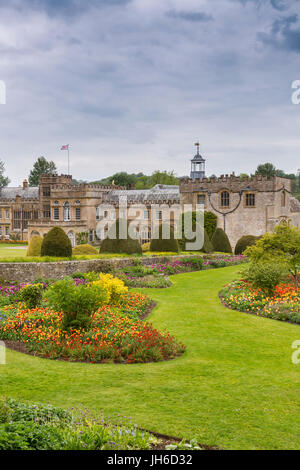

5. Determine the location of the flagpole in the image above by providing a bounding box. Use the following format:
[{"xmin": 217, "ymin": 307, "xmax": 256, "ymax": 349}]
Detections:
[{"xmin": 68, "ymin": 146, "xmax": 70, "ymax": 175}]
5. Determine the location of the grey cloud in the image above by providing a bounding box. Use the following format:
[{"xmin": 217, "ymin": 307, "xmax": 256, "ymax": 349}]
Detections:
[
  {"xmin": 166, "ymin": 10, "xmax": 213, "ymax": 22},
  {"xmin": 238, "ymin": 0, "xmax": 296, "ymax": 10},
  {"xmin": 0, "ymin": 0, "xmax": 298, "ymax": 184},
  {"xmin": 259, "ymin": 14, "xmax": 300, "ymax": 52}
]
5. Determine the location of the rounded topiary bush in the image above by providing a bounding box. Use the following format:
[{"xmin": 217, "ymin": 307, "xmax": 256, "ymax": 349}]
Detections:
[
  {"xmin": 72, "ymin": 244, "xmax": 98, "ymax": 255},
  {"xmin": 150, "ymin": 224, "xmax": 179, "ymax": 252},
  {"xmin": 211, "ymin": 228, "xmax": 232, "ymax": 254},
  {"xmin": 41, "ymin": 227, "xmax": 72, "ymax": 257},
  {"xmin": 234, "ymin": 235, "xmax": 258, "ymax": 255},
  {"xmin": 100, "ymin": 219, "xmax": 142, "ymax": 255},
  {"xmin": 27, "ymin": 235, "xmax": 43, "ymax": 257}
]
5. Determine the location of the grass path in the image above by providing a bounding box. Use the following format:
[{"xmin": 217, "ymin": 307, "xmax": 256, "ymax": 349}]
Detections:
[{"xmin": 1, "ymin": 265, "xmax": 300, "ymax": 449}]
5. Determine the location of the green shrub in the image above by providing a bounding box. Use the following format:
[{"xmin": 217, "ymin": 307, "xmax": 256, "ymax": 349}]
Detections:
[
  {"xmin": 0, "ymin": 422, "xmax": 64, "ymax": 450},
  {"xmin": 178, "ymin": 211, "xmax": 217, "ymax": 251},
  {"xmin": 6, "ymin": 398, "xmax": 72, "ymax": 425},
  {"xmin": 204, "ymin": 211, "xmax": 218, "ymax": 239},
  {"xmin": 211, "ymin": 228, "xmax": 232, "ymax": 253},
  {"xmin": 71, "ymin": 272, "xmax": 86, "ymax": 279},
  {"xmin": 100, "ymin": 219, "xmax": 142, "ymax": 255},
  {"xmin": 183, "ymin": 257, "xmax": 204, "ymax": 270},
  {"xmin": 19, "ymin": 284, "xmax": 44, "ymax": 309},
  {"xmin": 0, "ymin": 398, "xmax": 11, "ymax": 424},
  {"xmin": 244, "ymin": 262, "xmax": 287, "ymax": 295},
  {"xmin": 26, "ymin": 235, "xmax": 43, "ymax": 257},
  {"xmin": 46, "ymin": 279, "xmax": 107, "ymax": 330},
  {"xmin": 41, "ymin": 227, "xmax": 72, "ymax": 258},
  {"xmin": 202, "ymin": 230, "xmax": 214, "ymax": 253},
  {"xmin": 150, "ymin": 224, "xmax": 179, "ymax": 252},
  {"xmin": 72, "ymin": 244, "xmax": 98, "ymax": 255},
  {"xmin": 235, "ymin": 235, "xmax": 258, "ymax": 255}
]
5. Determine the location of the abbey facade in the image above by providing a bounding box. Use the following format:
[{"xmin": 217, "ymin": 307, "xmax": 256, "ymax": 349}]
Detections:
[{"xmin": 0, "ymin": 149, "xmax": 299, "ymax": 249}]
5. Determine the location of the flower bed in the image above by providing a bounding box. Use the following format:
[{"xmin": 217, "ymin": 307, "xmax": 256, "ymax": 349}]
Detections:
[
  {"xmin": 0, "ymin": 397, "xmax": 202, "ymax": 450},
  {"xmin": 0, "ymin": 397, "xmax": 157, "ymax": 450},
  {"xmin": 220, "ymin": 279, "xmax": 300, "ymax": 324},
  {"xmin": 0, "ymin": 291, "xmax": 185, "ymax": 363},
  {"xmin": 116, "ymin": 255, "xmax": 248, "ymax": 288}
]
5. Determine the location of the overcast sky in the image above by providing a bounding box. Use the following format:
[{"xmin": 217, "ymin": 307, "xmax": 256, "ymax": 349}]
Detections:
[{"xmin": 0, "ymin": 0, "xmax": 299, "ymax": 185}]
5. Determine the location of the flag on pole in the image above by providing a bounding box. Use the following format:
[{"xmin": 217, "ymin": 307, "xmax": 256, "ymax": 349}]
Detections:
[{"xmin": 61, "ymin": 144, "xmax": 70, "ymax": 175}]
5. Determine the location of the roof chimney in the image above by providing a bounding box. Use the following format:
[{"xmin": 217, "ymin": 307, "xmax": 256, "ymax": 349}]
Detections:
[{"xmin": 23, "ymin": 179, "xmax": 28, "ymax": 189}]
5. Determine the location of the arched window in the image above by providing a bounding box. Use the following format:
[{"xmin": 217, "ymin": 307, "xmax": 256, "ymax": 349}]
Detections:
[
  {"xmin": 221, "ymin": 191, "xmax": 230, "ymax": 207},
  {"xmin": 64, "ymin": 202, "xmax": 71, "ymax": 221},
  {"xmin": 281, "ymin": 191, "xmax": 286, "ymax": 207}
]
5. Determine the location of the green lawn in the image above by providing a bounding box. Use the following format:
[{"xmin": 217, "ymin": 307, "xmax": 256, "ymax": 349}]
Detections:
[
  {"xmin": 1, "ymin": 265, "xmax": 300, "ymax": 449},
  {"xmin": 0, "ymin": 244, "xmax": 27, "ymax": 259}
]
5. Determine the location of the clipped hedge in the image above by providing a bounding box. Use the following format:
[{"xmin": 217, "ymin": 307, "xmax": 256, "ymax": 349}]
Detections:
[
  {"xmin": 100, "ymin": 219, "xmax": 142, "ymax": 255},
  {"xmin": 26, "ymin": 235, "xmax": 43, "ymax": 257},
  {"xmin": 204, "ymin": 211, "xmax": 218, "ymax": 239},
  {"xmin": 178, "ymin": 211, "xmax": 217, "ymax": 251},
  {"xmin": 211, "ymin": 228, "xmax": 232, "ymax": 254},
  {"xmin": 234, "ymin": 235, "xmax": 258, "ymax": 255},
  {"xmin": 150, "ymin": 224, "xmax": 179, "ymax": 253},
  {"xmin": 41, "ymin": 227, "xmax": 72, "ymax": 258},
  {"xmin": 72, "ymin": 244, "xmax": 98, "ymax": 255},
  {"xmin": 202, "ymin": 230, "xmax": 214, "ymax": 253}
]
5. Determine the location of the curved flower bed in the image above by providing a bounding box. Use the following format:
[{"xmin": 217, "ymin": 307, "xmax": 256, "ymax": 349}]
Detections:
[
  {"xmin": 220, "ymin": 280, "xmax": 300, "ymax": 324},
  {"xmin": 0, "ymin": 293, "xmax": 185, "ymax": 363}
]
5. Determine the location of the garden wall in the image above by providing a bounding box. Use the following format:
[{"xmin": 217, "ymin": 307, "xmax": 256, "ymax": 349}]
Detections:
[{"xmin": 0, "ymin": 255, "xmax": 209, "ymax": 282}]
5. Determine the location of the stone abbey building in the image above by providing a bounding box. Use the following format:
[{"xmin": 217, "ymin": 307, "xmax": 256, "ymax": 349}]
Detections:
[{"xmin": 0, "ymin": 148, "xmax": 299, "ymax": 249}]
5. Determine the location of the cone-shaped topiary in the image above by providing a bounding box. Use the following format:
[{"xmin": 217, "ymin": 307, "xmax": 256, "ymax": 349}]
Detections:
[
  {"xmin": 100, "ymin": 219, "xmax": 142, "ymax": 254},
  {"xmin": 211, "ymin": 228, "xmax": 232, "ymax": 253},
  {"xmin": 178, "ymin": 211, "xmax": 217, "ymax": 251},
  {"xmin": 234, "ymin": 235, "xmax": 258, "ymax": 255},
  {"xmin": 72, "ymin": 244, "xmax": 98, "ymax": 255},
  {"xmin": 202, "ymin": 229, "xmax": 214, "ymax": 253},
  {"xmin": 204, "ymin": 211, "xmax": 218, "ymax": 239},
  {"xmin": 150, "ymin": 223, "xmax": 179, "ymax": 252},
  {"xmin": 27, "ymin": 235, "xmax": 43, "ymax": 257},
  {"xmin": 41, "ymin": 227, "xmax": 72, "ymax": 257}
]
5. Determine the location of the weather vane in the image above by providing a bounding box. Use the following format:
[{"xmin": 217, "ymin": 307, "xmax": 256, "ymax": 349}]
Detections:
[{"xmin": 194, "ymin": 142, "xmax": 200, "ymax": 154}]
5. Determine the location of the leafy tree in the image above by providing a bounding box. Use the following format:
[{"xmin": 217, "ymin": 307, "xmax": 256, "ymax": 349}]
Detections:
[
  {"xmin": 148, "ymin": 170, "xmax": 178, "ymax": 187},
  {"xmin": 255, "ymin": 163, "xmax": 277, "ymax": 178},
  {"xmin": 28, "ymin": 157, "xmax": 57, "ymax": 186},
  {"xmin": 245, "ymin": 224, "xmax": 300, "ymax": 288},
  {"xmin": 0, "ymin": 160, "xmax": 10, "ymax": 188},
  {"xmin": 92, "ymin": 170, "xmax": 178, "ymax": 190}
]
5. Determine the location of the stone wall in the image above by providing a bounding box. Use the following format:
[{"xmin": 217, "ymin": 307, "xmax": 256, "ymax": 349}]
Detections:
[
  {"xmin": 180, "ymin": 175, "xmax": 298, "ymax": 249},
  {"xmin": 0, "ymin": 255, "xmax": 210, "ymax": 283}
]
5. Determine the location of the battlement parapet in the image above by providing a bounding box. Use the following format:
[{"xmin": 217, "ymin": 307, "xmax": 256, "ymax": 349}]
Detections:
[{"xmin": 180, "ymin": 174, "xmax": 291, "ymax": 192}]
